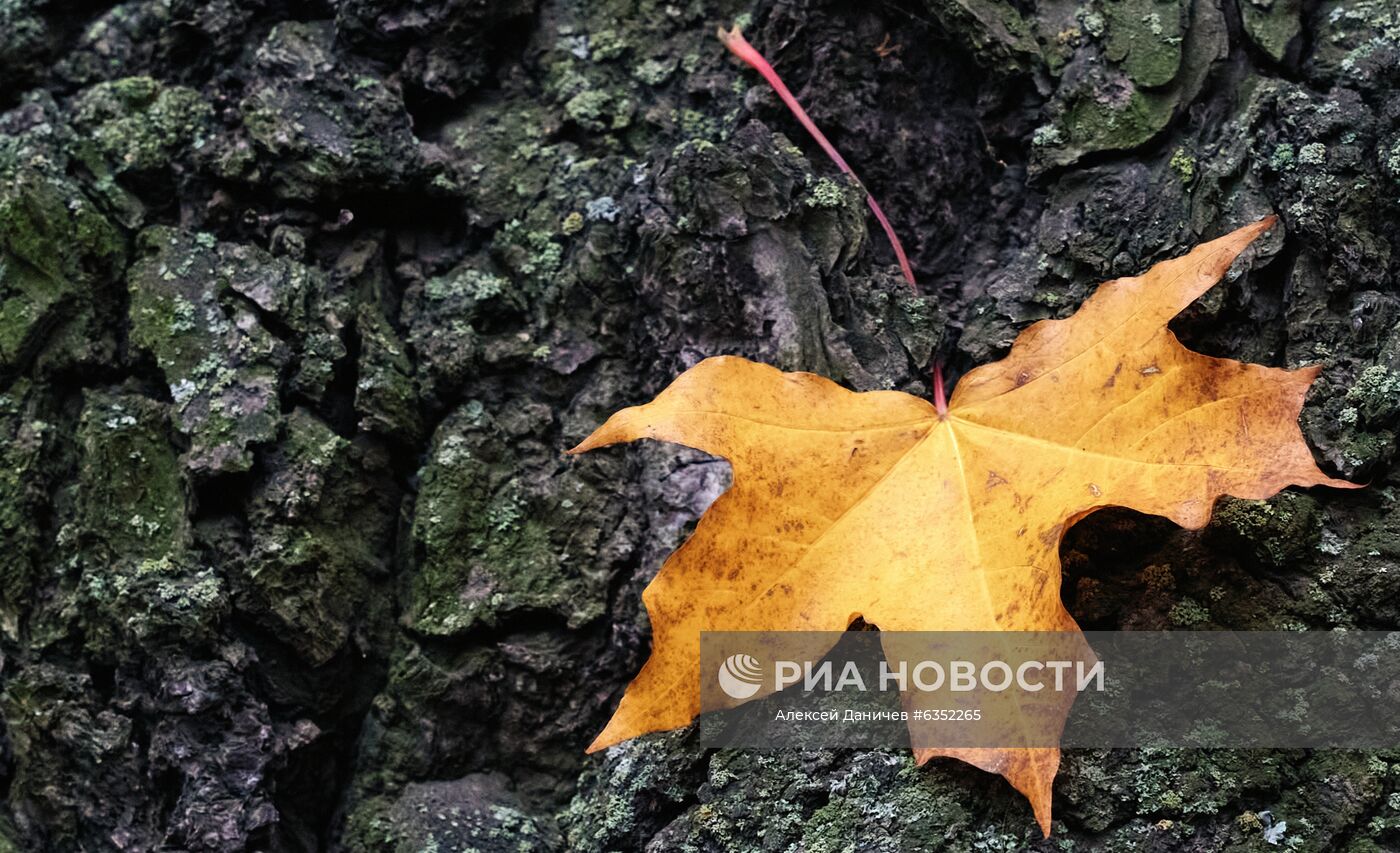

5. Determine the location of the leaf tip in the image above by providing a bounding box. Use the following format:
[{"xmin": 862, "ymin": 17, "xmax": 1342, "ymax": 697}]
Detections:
[
  {"xmin": 1030, "ymin": 795, "xmax": 1052, "ymax": 840},
  {"xmin": 1237, "ymin": 213, "xmax": 1280, "ymax": 245},
  {"xmin": 586, "ymin": 714, "xmax": 636, "ymax": 754},
  {"xmin": 567, "ymin": 432, "xmax": 614, "ymax": 456},
  {"xmin": 566, "ymin": 406, "xmax": 644, "ymax": 455}
]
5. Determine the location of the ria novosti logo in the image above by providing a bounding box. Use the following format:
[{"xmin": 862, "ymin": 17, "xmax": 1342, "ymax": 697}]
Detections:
[
  {"xmin": 717, "ymin": 653, "xmax": 763, "ymax": 699},
  {"xmin": 714, "ymin": 649, "xmax": 1103, "ymax": 700}
]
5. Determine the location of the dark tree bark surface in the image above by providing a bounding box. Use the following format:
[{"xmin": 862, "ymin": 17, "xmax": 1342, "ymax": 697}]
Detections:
[{"xmin": 0, "ymin": 0, "xmax": 1398, "ymax": 850}]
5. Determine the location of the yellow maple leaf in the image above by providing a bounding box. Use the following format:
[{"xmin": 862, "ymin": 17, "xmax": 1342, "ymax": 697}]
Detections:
[{"xmin": 570, "ymin": 217, "xmax": 1355, "ymax": 835}]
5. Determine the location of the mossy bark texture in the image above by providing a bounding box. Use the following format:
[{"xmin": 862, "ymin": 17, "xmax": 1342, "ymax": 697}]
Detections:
[{"xmin": 1, "ymin": 0, "xmax": 1399, "ymax": 850}]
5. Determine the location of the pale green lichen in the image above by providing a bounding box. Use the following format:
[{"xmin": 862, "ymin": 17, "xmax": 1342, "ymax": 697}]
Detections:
[
  {"xmin": 1081, "ymin": 10, "xmax": 1107, "ymax": 38},
  {"xmin": 494, "ymin": 220, "xmax": 563, "ymax": 283},
  {"xmin": 1345, "ymin": 364, "xmax": 1400, "ymax": 422},
  {"xmin": 805, "ymin": 177, "xmax": 846, "ymax": 209},
  {"xmin": 1033, "ymin": 124, "xmax": 1066, "ymax": 147},
  {"xmin": 632, "ymin": 58, "xmax": 674, "ymax": 86},
  {"xmin": 1269, "ymin": 143, "xmax": 1297, "ymax": 171},
  {"xmin": 425, "ymin": 267, "xmax": 509, "ymax": 302},
  {"xmin": 1169, "ymin": 597, "xmax": 1211, "ymax": 626},
  {"xmin": 1299, "ymin": 142, "xmax": 1328, "ymax": 165},
  {"xmin": 1169, "ymin": 147, "xmax": 1196, "ymax": 182}
]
